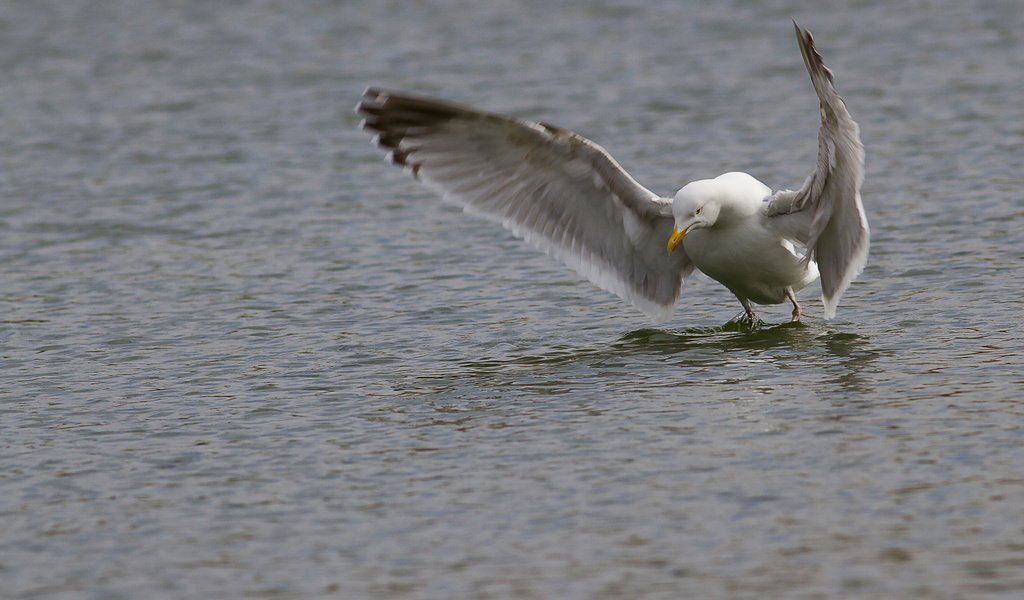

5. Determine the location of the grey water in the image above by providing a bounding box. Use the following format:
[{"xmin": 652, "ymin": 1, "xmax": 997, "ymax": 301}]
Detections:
[{"xmin": 2, "ymin": 1, "xmax": 1023, "ymax": 598}]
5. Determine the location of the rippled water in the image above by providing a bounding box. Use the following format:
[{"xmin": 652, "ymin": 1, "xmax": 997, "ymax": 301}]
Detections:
[{"xmin": 3, "ymin": 1, "xmax": 1023, "ymax": 598}]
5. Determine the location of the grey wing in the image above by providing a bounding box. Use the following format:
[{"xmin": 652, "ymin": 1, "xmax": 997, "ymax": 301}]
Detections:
[
  {"xmin": 763, "ymin": 23, "xmax": 869, "ymax": 319},
  {"xmin": 357, "ymin": 87, "xmax": 694, "ymax": 321}
]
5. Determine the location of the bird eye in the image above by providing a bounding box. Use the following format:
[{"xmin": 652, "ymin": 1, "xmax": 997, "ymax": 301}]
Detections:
[{"xmin": 695, "ymin": 207, "xmax": 702, "ymax": 215}]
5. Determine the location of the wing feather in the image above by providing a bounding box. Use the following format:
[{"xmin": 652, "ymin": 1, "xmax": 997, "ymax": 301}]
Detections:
[
  {"xmin": 357, "ymin": 88, "xmax": 693, "ymax": 320},
  {"xmin": 764, "ymin": 23, "xmax": 869, "ymax": 319}
]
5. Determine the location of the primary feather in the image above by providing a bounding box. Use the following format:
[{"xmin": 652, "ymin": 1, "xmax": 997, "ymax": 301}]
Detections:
[
  {"xmin": 763, "ymin": 23, "xmax": 870, "ymax": 319},
  {"xmin": 358, "ymin": 88, "xmax": 693, "ymax": 321}
]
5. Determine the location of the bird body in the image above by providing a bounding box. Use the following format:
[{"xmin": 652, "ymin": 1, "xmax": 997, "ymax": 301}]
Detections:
[
  {"xmin": 684, "ymin": 215, "xmax": 818, "ymax": 307},
  {"xmin": 671, "ymin": 172, "xmax": 821, "ymax": 318},
  {"xmin": 356, "ymin": 23, "xmax": 868, "ymax": 323}
]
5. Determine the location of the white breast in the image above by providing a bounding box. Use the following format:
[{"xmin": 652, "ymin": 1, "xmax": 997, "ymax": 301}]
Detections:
[{"xmin": 683, "ymin": 221, "xmax": 816, "ymax": 305}]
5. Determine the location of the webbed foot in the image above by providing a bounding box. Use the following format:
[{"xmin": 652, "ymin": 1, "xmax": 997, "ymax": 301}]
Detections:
[{"xmin": 724, "ymin": 310, "xmax": 766, "ymax": 331}]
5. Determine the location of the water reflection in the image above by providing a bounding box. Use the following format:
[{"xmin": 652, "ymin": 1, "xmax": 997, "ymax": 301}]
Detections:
[{"xmin": 396, "ymin": 321, "xmax": 883, "ymax": 398}]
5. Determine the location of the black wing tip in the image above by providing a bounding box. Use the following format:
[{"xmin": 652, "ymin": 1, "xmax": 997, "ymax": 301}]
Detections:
[
  {"xmin": 355, "ymin": 86, "xmax": 384, "ymax": 112},
  {"xmin": 355, "ymin": 86, "xmax": 431, "ymax": 178},
  {"xmin": 792, "ymin": 20, "xmax": 835, "ymax": 85},
  {"xmin": 357, "ymin": 88, "xmax": 473, "ymax": 135},
  {"xmin": 360, "ymin": 86, "xmax": 392, "ymax": 105},
  {"xmin": 792, "ymin": 20, "xmax": 811, "ymax": 46},
  {"xmin": 388, "ymin": 147, "xmax": 422, "ymax": 177},
  {"xmin": 354, "ymin": 87, "xmax": 385, "ymax": 133}
]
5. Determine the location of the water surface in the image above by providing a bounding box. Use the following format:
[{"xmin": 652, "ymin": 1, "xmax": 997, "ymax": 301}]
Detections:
[{"xmin": 2, "ymin": 1, "xmax": 1023, "ymax": 598}]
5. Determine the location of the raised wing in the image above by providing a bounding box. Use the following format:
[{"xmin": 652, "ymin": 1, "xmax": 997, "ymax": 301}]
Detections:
[
  {"xmin": 356, "ymin": 88, "xmax": 694, "ymax": 321},
  {"xmin": 764, "ymin": 23, "xmax": 869, "ymax": 319}
]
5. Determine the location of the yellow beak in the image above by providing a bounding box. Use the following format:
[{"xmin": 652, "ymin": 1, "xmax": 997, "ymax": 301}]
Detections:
[{"xmin": 667, "ymin": 224, "xmax": 692, "ymax": 253}]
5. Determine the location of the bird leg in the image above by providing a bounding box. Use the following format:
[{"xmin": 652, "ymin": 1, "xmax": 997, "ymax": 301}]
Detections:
[
  {"xmin": 785, "ymin": 287, "xmax": 801, "ymax": 322},
  {"xmin": 738, "ymin": 297, "xmax": 757, "ymax": 324}
]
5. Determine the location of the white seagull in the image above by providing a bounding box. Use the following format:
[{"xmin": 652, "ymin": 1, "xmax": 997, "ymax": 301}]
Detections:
[{"xmin": 356, "ymin": 23, "xmax": 868, "ymax": 324}]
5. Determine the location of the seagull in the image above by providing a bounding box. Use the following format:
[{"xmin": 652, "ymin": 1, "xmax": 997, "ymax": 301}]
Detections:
[{"xmin": 356, "ymin": 22, "xmax": 868, "ymax": 324}]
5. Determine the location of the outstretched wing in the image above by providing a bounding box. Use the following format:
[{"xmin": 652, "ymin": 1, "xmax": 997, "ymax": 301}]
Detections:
[
  {"xmin": 764, "ymin": 23, "xmax": 869, "ymax": 319},
  {"xmin": 356, "ymin": 88, "xmax": 694, "ymax": 321}
]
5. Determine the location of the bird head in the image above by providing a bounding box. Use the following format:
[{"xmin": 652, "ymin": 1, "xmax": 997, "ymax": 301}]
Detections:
[
  {"xmin": 667, "ymin": 172, "xmax": 770, "ymax": 253},
  {"xmin": 667, "ymin": 180, "xmax": 721, "ymax": 253}
]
